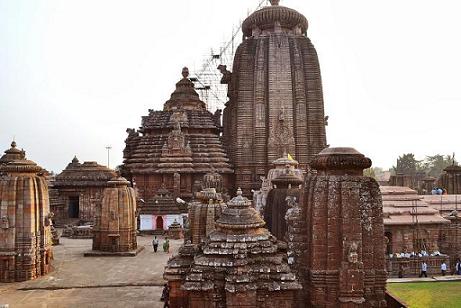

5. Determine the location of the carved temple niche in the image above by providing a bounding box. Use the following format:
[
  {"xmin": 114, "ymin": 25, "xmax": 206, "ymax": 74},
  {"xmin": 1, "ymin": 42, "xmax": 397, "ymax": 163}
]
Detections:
[{"xmin": 268, "ymin": 108, "xmax": 296, "ymax": 159}]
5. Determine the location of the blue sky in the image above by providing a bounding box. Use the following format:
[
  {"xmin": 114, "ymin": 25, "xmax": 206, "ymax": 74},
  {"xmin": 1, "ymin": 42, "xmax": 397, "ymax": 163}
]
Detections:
[{"xmin": 1, "ymin": 0, "xmax": 460, "ymax": 172}]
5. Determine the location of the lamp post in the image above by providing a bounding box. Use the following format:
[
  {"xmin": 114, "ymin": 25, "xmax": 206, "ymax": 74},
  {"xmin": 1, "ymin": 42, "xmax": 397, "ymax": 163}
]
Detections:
[{"xmin": 105, "ymin": 146, "xmax": 112, "ymax": 168}]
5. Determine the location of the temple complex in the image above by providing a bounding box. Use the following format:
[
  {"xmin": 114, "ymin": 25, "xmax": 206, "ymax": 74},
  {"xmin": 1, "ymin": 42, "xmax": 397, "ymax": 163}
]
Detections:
[
  {"xmin": 88, "ymin": 175, "xmax": 138, "ymax": 256},
  {"xmin": 380, "ymin": 186, "xmax": 453, "ymax": 277},
  {"xmin": 123, "ymin": 67, "xmax": 233, "ymax": 230},
  {"xmin": 381, "ymin": 186, "xmax": 449, "ymax": 254},
  {"xmin": 0, "ymin": 142, "xmax": 53, "ymax": 282},
  {"xmin": 50, "ymin": 157, "xmax": 117, "ymax": 225},
  {"xmin": 221, "ymin": 0, "xmax": 327, "ymax": 195},
  {"xmin": 165, "ymin": 188, "xmax": 301, "ymax": 307},
  {"xmin": 287, "ymin": 147, "xmax": 387, "ymax": 307}
]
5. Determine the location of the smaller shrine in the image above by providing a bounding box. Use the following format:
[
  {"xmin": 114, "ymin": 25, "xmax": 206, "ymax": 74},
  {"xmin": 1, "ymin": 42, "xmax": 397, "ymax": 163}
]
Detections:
[
  {"xmin": 138, "ymin": 185, "xmax": 186, "ymax": 233},
  {"xmin": 0, "ymin": 141, "xmax": 53, "ymax": 282},
  {"xmin": 164, "ymin": 188, "xmax": 301, "ymax": 307},
  {"xmin": 264, "ymin": 164, "xmax": 303, "ymax": 241},
  {"xmin": 50, "ymin": 157, "xmax": 117, "ymax": 225},
  {"xmin": 86, "ymin": 175, "xmax": 140, "ymax": 256},
  {"xmin": 287, "ymin": 147, "xmax": 387, "ymax": 307}
]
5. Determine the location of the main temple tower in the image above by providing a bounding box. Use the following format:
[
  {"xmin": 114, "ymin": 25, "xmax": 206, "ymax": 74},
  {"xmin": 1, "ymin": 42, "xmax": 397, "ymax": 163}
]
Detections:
[{"xmin": 222, "ymin": 0, "xmax": 327, "ymax": 193}]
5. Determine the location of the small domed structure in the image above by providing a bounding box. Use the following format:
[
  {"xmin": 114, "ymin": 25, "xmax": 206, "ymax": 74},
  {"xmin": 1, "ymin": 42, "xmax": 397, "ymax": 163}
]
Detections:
[
  {"xmin": 87, "ymin": 175, "xmax": 139, "ymax": 256},
  {"xmin": 0, "ymin": 141, "xmax": 53, "ymax": 282}
]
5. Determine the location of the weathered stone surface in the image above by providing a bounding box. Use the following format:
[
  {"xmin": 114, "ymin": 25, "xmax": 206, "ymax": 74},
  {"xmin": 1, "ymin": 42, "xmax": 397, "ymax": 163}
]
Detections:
[
  {"xmin": 222, "ymin": 0, "xmax": 327, "ymax": 195},
  {"xmin": 287, "ymin": 147, "xmax": 387, "ymax": 307},
  {"xmin": 164, "ymin": 188, "xmax": 301, "ymax": 307},
  {"xmin": 91, "ymin": 176, "xmax": 137, "ymax": 254},
  {"xmin": 0, "ymin": 141, "xmax": 53, "ymax": 282},
  {"xmin": 123, "ymin": 68, "xmax": 233, "ymax": 227}
]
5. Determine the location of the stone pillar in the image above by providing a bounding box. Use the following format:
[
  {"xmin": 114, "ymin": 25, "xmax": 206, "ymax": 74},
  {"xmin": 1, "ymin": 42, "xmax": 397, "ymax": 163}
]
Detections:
[{"xmin": 302, "ymin": 147, "xmax": 387, "ymax": 307}]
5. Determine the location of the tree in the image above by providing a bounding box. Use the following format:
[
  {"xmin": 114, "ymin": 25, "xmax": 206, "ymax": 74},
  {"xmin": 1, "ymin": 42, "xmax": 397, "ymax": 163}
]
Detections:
[
  {"xmin": 392, "ymin": 153, "xmax": 422, "ymax": 176},
  {"xmin": 421, "ymin": 154, "xmax": 458, "ymax": 177}
]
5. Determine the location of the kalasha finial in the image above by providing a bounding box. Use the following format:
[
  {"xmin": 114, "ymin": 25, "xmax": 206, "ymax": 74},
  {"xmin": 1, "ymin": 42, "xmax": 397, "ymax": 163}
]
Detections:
[
  {"xmin": 11, "ymin": 140, "xmax": 17, "ymax": 148},
  {"xmin": 182, "ymin": 67, "xmax": 189, "ymax": 78},
  {"xmin": 236, "ymin": 187, "xmax": 243, "ymax": 196},
  {"xmin": 270, "ymin": 0, "xmax": 280, "ymax": 6}
]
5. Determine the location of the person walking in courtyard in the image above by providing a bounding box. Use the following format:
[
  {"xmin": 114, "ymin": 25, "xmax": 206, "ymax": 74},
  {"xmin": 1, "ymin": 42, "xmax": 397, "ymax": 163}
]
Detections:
[
  {"xmin": 163, "ymin": 237, "xmax": 170, "ymax": 253},
  {"xmin": 420, "ymin": 261, "xmax": 428, "ymax": 277},
  {"xmin": 441, "ymin": 261, "xmax": 447, "ymax": 276},
  {"xmin": 161, "ymin": 283, "xmax": 170, "ymax": 308},
  {"xmin": 152, "ymin": 236, "xmax": 159, "ymax": 252},
  {"xmin": 455, "ymin": 259, "xmax": 461, "ymax": 275}
]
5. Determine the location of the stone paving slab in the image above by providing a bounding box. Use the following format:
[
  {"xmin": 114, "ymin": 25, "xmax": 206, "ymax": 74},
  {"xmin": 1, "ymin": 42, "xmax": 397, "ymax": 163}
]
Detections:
[
  {"xmin": 0, "ymin": 235, "xmax": 180, "ymax": 307},
  {"xmin": 387, "ymin": 275, "xmax": 461, "ymax": 283}
]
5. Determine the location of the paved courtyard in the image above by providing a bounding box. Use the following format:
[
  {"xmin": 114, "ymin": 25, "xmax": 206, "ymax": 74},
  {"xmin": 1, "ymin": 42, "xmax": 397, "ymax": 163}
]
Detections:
[{"xmin": 0, "ymin": 234, "xmax": 181, "ymax": 308}]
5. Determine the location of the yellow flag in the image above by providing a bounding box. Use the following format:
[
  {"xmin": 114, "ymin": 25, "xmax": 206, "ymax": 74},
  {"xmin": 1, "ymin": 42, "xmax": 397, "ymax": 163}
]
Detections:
[{"xmin": 287, "ymin": 153, "xmax": 294, "ymax": 161}]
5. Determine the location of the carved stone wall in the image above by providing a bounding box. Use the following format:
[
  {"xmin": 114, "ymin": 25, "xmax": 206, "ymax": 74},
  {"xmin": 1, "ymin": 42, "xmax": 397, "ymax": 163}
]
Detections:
[
  {"xmin": 287, "ymin": 147, "xmax": 387, "ymax": 307},
  {"xmin": 50, "ymin": 157, "xmax": 117, "ymax": 225},
  {"xmin": 223, "ymin": 1, "xmax": 327, "ymax": 195}
]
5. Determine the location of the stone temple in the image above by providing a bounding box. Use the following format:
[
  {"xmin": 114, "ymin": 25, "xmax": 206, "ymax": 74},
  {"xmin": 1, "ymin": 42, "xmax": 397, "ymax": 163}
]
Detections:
[
  {"xmin": 123, "ymin": 67, "xmax": 233, "ymax": 232},
  {"xmin": 221, "ymin": 0, "xmax": 327, "ymax": 194},
  {"xmin": 0, "ymin": 142, "xmax": 53, "ymax": 282}
]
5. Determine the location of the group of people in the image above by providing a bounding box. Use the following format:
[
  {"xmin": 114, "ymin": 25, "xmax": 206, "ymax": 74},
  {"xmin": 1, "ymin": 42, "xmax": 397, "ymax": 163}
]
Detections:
[
  {"xmin": 398, "ymin": 260, "xmax": 461, "ymax": 278},
  {"xmin": 390, "ymin": 250, "xmax": 444, "ymax": 259},
  {"xmin": 152, "ymin": 236, "xmax": 170, "ymax": 253},
  {"xmin": 431, "ymin": 187, "xmax": 447, "ymax": 195}
]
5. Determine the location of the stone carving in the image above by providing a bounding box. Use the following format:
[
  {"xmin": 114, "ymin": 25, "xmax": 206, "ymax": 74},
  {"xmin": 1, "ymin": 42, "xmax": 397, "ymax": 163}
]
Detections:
[
  {"xmin": 268, "ymin": 109, "xmax": 295, "ymax": 161},
  {"xmin": 217, "ymin": 64, "xmax": 232, "ymax": 84},
  {"xmin": 223, "ymin": 0, "xmax": 327, "ymax": 194},
  {"xmin": 162, "ymin": 122, "xmax": 191, "ymax": 156},
  {"xmin": 348, "ymin": 241, "xmax": 359, "ymax": 264},
  {"xmin": 164, "ymin": 188, "xmax": 301, "ymax": 306},
  {"xmin": 1, "ymin": 215, "xmax": 9, "ymax": 229},
  {"xmin": 287, "ymin": 147, "xmax": 386, "ymax": 307}
]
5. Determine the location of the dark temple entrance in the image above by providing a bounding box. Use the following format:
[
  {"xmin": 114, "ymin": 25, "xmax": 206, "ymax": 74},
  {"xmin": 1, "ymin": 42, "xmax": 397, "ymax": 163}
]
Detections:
[{"xmin": 68, "ymin": 196, "xmax": 80, "ymax": 219}]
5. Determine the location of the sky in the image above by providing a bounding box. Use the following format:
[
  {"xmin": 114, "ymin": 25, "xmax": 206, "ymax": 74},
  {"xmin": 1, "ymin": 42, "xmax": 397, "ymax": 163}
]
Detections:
[{"xmin": 0, "ymin": 0, "xmax": 460, "ymax": 173}]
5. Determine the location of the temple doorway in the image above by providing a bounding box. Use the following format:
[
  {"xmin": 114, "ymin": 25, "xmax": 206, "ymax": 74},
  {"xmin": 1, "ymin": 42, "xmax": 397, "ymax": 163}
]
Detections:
[
  {"xmin": 156, "ymin": 216, "xmax": 164, "ymax": 230},
  {"xmin": 68, "ymin": 196, "xmax": 79, "ymax": 219}
]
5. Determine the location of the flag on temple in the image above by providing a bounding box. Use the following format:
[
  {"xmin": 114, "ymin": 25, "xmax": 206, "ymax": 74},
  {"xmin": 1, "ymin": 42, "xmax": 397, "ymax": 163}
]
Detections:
[{"xmin": 287, "ymin": 153, "xmax": 295, "ymax": 161}]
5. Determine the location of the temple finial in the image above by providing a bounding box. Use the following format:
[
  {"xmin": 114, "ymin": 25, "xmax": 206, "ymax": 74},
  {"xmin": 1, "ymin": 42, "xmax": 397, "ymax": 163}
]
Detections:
[
  {"xmin": 270, "ymin": 0, "xmax": 280, "ymax": 6},
  {"xmin": 11, "ymin": 140, "xmax": 17, "ymax": 148},
  {"xmin": 182, "ymin": 67, "xmax": 189, "ymax": 79},
  {"xmin": 236, "ymin": 187, "xmax": 243, "ymax": 196}
]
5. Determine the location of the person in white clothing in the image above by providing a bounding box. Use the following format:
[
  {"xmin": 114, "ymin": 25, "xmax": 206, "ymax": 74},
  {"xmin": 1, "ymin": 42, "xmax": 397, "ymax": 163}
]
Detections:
[
  {"xmin": 441, "ymin": 262, "xmax": 447, "ymax": 276},
  {"xmin": 420, "ymin": 261, "xmax": 428, "ymax": 277}
]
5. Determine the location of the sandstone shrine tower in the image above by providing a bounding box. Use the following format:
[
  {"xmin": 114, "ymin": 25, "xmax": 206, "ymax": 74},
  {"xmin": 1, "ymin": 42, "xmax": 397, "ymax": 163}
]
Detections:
[{"xmin": 222, "ymin": 0, "xmax": 327, "ymax": 193}]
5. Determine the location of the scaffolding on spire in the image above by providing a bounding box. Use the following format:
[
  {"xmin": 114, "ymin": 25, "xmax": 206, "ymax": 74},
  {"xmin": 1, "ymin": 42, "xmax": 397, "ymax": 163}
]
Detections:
[{"xmin": 190, "ymin": 0, "xmax": 269, "ymax": 112}]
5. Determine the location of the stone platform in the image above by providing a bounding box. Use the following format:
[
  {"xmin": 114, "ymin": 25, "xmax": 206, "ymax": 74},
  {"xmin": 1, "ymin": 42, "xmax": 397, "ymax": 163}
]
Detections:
[
  {"xmin": 0, "ymin": 233, "xmax": 181, "ymax": 307},
  {"xmin": 83, "ymin": 246, "xmax": 145, "ymax": 257}
]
